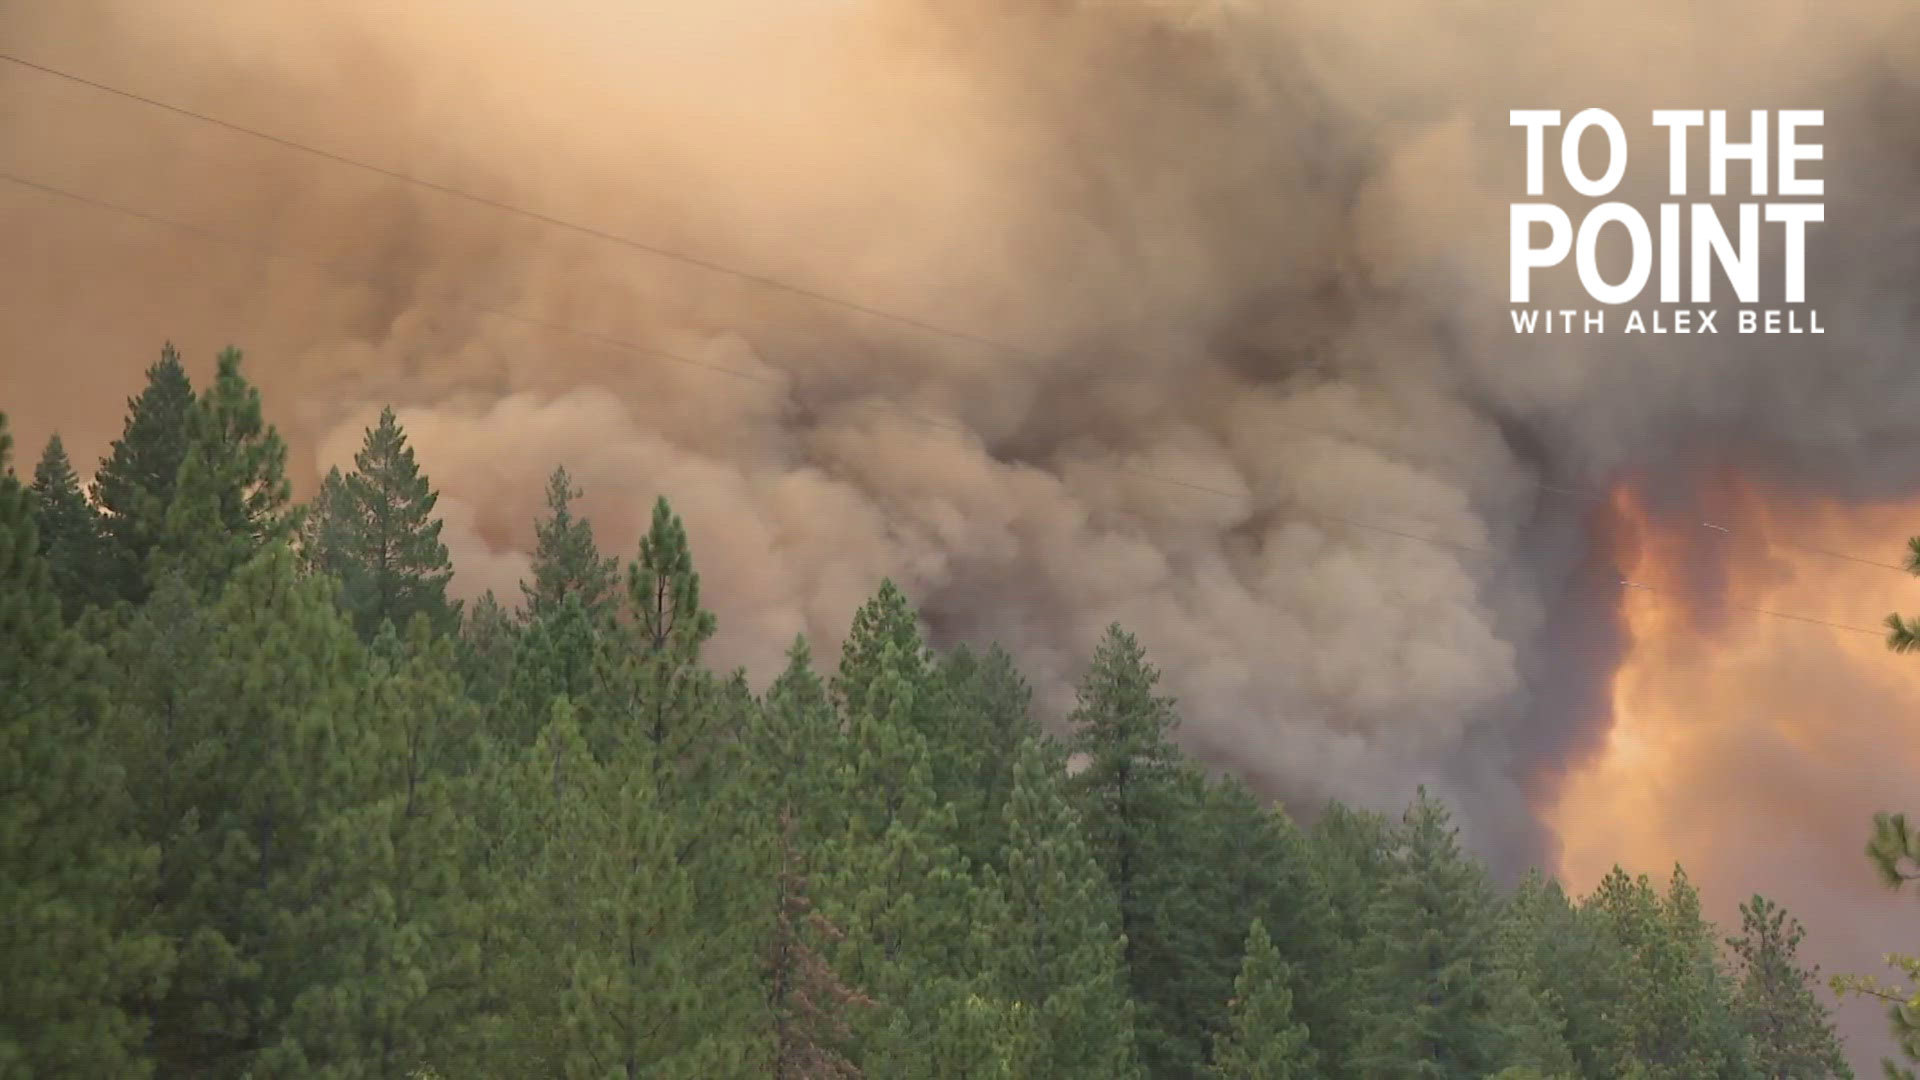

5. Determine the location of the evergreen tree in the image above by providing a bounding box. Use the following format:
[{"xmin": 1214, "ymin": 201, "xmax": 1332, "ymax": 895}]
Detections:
[
  {"xmin": 300, "ymin": 407, "xmax": 459, "ymax": 640},
  {"xmin": 1307, "ymin": 799, "xmax": 1399, "ymax": 1079},
  {"xmin": 1209, "ymin": 920, "xmax": 1315, "ymax": 1080},
  {"xmin": 116, "ymin": 546, "xmax": 368, "ymax": 1078},
  {"xmin": 1728, "ymin": 895, "xmax": 1851, "ymax": 1078},
  {"xmin": 1492, "ymin": 872, "xmax": 1599, "ymax": 1079},
  {"xmin": 29, "ymin": 433, "xmax": 110, "ymax": 618},
  {"xmin": 267, "ymin": 617, "xmax": 481, "ymax": 1077},
  {"xmin": 93, "ymin": 343, "xmax": 196, "ymax": 604},
  {"xmin": 1350, "ymin": 789, "xmax": 1517, "ymax": 1080},
  {"xmin": 991, "ymin": 736, "xmax": 1143, "ymax": 1080},
  {"xmin": 1582, "ymin": 865, "xmax": 1750, "ymax": 1079},
  {"xmin": 763, "ymin": 811, "xmax": 872, "ymax": 1080},
  {"xmin": 520, "ymin": 465, "xmax": 619, "ymax": 626},
  {"xmin": 933, "ymin": 642, "xmax": 1040, "ymax": 871},
  {"xmin": 456, "ymin": 589, "xmax": 519, "ymax": 708},
  {"xmin": 815, "ymin": 640, "xmax": 1005, "ymax": 1077},
  {"xmin": 152, "ymin": 347, "xmax": 294, "ymax": 596},
  {"xmin": 0, "ymin": 414, "xmax": 173, "ymax": 1077},
  {"xmin": 1065, "ymin": 624, "xmax": 1215, "ymax": 1079}
]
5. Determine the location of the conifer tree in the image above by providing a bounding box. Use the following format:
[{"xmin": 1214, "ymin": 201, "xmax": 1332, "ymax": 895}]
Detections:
[
  {"xmin": 520, "ymin": 465, "xmax": 619, "ymax": 625},
  {"xmin": 1582, "ymin": 865, "xmax": 1750, "ymax": 1079},
  {"xmin": 1726, "ymin": 895, "xmax": 1852, "ymax": 1078},
  {"xmin": 990, "ymin": 736, "xmax": 1143, "ymax": 1080},
  {"xmin": 496, "ymin": 591, "xmax": 602, "ymax": 747},
  {"xmin": 1307, "ymin": 799, "xmax": 1398, "ymax": 1079},
  {"xmin": 267, "ymin": 616, "xmax": 481, "ymax": 1077},
  {"xmin": 0, "ymin": 414, "xmax": 172, "ymax": 1077},
  {"xmin": 300, "ymin": 407, "xmax": 459, "ymax": 640},
  {"xmin": 934, "ymin": 642, "xmax": 1040, "ymax": 871},
  {"xmin": 602, "ymin": 496, "xmax": 721, "ymax": 764},
  {"xmin": 118, "ymin": 545, "xmax": 368, "ymax": 1078},
  {"xmin": 755, "ymin": 637, "xmax": 847, "ymax": 849},
  {"xmin": 457, "ymin": 589, "xmax": 519, "ymax": 707},
  {"xmin": 152, "ymin": 347, "xmax": 294, "ymax": 596},
  {"xmin": 1350, "ymin": 789, "xmax": 1516, "ymax": 1080},
  {"xmin": 764, "ymin": 811, "xmax": 871, "ymax": 1080},
  {"xmin": 1064, "ymin": 624, "xmax": 1213, "ymax": 1078},
  {"xmin": 94, "ymin": 343, "xmax": 196, "ymax": 604},
  {"xmin": 815, "ymin": 641, "xmax": 1005, "ymax": 1076},
  {"xmin": 1196, "ymin": 775, "xmax": 1344, "ymax": 1070},
  {"xmin": 1209, "ymin": 920, "xmax": 1315, "ymax": 1080},
  {"xmin": 1491, "ymin": 872, "xmax": 1594, "ymax": 1079},
  {"xmin": 29, "ymin": 433, "xmax": 110, "ymax": 618}
]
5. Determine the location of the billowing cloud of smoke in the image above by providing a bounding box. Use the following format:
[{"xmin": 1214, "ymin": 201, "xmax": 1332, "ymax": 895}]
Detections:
[{"xmin": 6, "ymin": 6, "xmax": 1920, "ymax": 1050}]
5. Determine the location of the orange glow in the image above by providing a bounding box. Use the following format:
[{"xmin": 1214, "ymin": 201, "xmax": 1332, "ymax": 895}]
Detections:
[{"xmin": 1547, "ymin": 476, "xmax": 1920, "ymax": 1053}]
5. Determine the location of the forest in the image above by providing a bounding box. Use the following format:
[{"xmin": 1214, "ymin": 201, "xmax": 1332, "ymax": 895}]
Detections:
[{"xmin": 0, "ymin": 343, "xmax": 1895, "ymax": 1078}]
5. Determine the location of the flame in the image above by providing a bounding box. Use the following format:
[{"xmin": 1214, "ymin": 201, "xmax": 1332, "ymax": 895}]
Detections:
[{"xmin": 1547, "ymin": 474, "xmax": 1920, "ymax": 1058}]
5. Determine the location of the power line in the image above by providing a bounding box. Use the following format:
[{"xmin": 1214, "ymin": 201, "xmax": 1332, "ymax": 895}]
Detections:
[
  {"xmin": 4, "ymin": 49, "xmax": 1913, "ymax": 577},
  {"xmin": 0, "ymin": 57, "xmax": 1913, "ymax": 640},
  {"xmin": 0, "ymin": 166, "xmax": 1500, "ymax": 563},
  {"xmin": 8, "ymin": 167, "xmax": 1902, "ymax": 646},
  {"xmin": 0, "ymin": 51, "xmax": 1034, "ymax": 361}
]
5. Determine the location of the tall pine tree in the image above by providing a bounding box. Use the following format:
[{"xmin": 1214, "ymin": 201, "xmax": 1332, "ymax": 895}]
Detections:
[
  {"xmin": 520, "ymin": 465, "xmax": 619, "ymax": 626},
  {"xmin": 29, "ymin": 433, "xmax": 110, "ymax": 619},
  {"xmin": 1208, "ymin": 920, "xmax": 1315, "ymax": 1080},
  {"xmin": 152, "ymin": 347, "xmax": 294, "ymax": 596},
  {"xmin": 0, "ymin": 413, "xmax": 173, "ymax": 1077},
  {"xmin": 300, "ymin": 407, "xmax": 459, "ymax": 640},
  {"xmin": 93, "ymin": 343, "xmax": 196, "ymax": 604},
  {"xmin": 1727, "ymin": 895, "xmax": 1852, "ymax": 1078}
]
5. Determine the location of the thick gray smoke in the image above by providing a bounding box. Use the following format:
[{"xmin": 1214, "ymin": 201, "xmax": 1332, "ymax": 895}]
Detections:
[{"xmin": 6, "ymin": 1, "xmax": 1920, "ymax": 1064}]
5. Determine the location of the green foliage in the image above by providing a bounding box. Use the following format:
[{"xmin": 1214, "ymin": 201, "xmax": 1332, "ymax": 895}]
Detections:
[
  {"xmin": 1727, "ymin": 895, "xmax": 1852, "ymax": 1078},
  {"xmin": 0, "ymin": 413, "xmax": 173, "ymax": 1078},
  {"xmin": 1209, "ymin": 919, "xmax": 1314, "ymax": 1079},
  {"xmin": 520, "ymin": 465, "xmax": 619, "ymax": 626},
  {"xmin": 28, "ymin": 432, "xmax": 111, "ymax": 618},
  {"xmin": 300, "ymin": 407, "xmax": 459, "ymax": 640},
  {"xmin": 5, "ymin": 353, "xmax": 1869, "ymax": 1078},
  {"xmin": 151, "ymin": 347, "xmax": 294, "ymax": 596},
  {"xmin": 92, "ymin": 343, "xmax": 195, "ymax": 604}
]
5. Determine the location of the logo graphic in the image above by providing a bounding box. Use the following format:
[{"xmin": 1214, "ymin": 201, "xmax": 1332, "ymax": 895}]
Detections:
[{"xmin": 1509, "ymin": 109, "xmax": 1825, "ymax": 335}]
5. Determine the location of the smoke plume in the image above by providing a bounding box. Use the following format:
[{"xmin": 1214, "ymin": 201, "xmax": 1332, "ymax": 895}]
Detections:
[{"xmin": 6, "ymin": 0, "xmax": 1920, "ymax": 1065}]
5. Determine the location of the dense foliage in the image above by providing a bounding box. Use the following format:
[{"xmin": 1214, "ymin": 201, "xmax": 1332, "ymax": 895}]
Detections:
[{"xmin": 1, "ymin": 346, "xmax": 1855, "ymax": 1078}]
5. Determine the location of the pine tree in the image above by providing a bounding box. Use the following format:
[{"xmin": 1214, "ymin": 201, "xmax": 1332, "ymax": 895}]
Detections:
[
  {"xmin": 990, "ymin": 735, "xmax": 1143, "ymax": 1080},
  {"xmin": 1491, "ymin": 872, "xmax": 1596, "ymax": 1079},
  {"xmin": 115, "ymin": 545, "xmax": 369, "ymax": 1078},
  {"xmin": 1197, "ymin": 775, "xmax": 1344, "ymax": 1072},
  {"xmin": 152, "ymin": 347, "xmax": 294, "ymax": 596},
  {"xmin": 815, "ymin": 641, "xmax": 1004, "ymax": 1076},
  {"xmin": 1582, "ymin": 865, "xmax": 1750, "ymax": 1080},
  {"xmin": 456, "ymin": 589, "xmax": 519, "ymax": 708},
  {"xmin": 933, "ymin": 642, "xmax": 1040, "ymax": 872},
  {"xmin": 93, "ymin": 343, "xmax": 196, "ymax": 604},
  {"xmin": 1065, "ymin": 624, "xmax": 1214, "ymax": 1078},
  {"xmin": 520, "ymin": 466, "xmax": 619, "ymax": 625},
  {"xmin": 267, "ymin": 617, "xmax": 481, "ymax": 1077},
  {"xmin": 1209, "ymin": 920, "xmax": 1315, "ymax": 1079},
  {"xmin": 29, "ymin": 433, "xmax": 110, "ymax": 619},
  {"xmin": 1727, "ymin": 895, "xmax": 1852, "ymax": 1078},
  {"xmin": 300, "ymin": 407, "xmax": 459, "ymax": 641},
  {"xmin": 1307, "ymin": 800, "xmax": 1399, "ymax": 1079},
  {"xmin": 1350, "ymin": 789, "xmax": 1515, "ymax": 1080},
  {"xmin": 764, "ymin": 810, "xmax": 872, "ymax": 1080},
  {"xmin": 0, "ymin": 413, "xmax": 173, "ymax": 1077}
]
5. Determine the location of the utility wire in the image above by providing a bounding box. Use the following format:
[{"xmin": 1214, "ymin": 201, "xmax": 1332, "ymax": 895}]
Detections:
[
  {"xmin": 3, "ymin": 48, "xmax": 1911, "ymax": 577},
  {"xmin": 5, "ymin": 166, "xmax": 1901, "ymax": 645},
  {"xmin": 1, "ymin": 52, "xmax": 1914, "ymax": 638},
  {"xmin": 0, "ymin": 51, "xmax": 1034, "ymax": 360}
]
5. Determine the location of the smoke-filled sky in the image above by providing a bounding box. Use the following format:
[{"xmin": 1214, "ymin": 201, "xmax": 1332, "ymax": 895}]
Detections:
[{"xmin": 6, "ymin": 0, "xmax": 1920, "ymax": 1067}]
